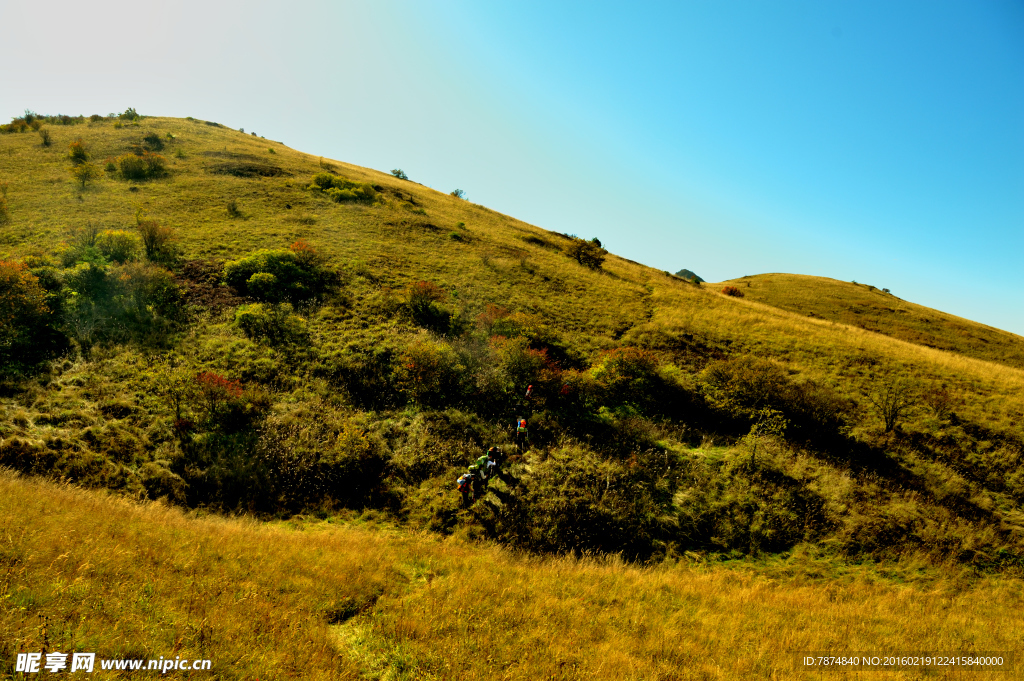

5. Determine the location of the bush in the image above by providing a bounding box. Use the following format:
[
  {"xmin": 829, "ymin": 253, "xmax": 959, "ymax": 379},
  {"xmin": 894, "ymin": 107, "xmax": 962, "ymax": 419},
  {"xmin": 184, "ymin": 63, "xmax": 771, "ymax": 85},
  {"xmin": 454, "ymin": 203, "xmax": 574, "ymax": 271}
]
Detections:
[
  {"xmin": 38, "ymin": 128, "xmax": 51, "ymax": 147},
  {"xmin": 390, "ymin": 169, "xmax": 408, "ymax": 180},
  {"xmin": 136, "ymin": 218, "xmax": 176, "ymax": 262},
  {"xmin": 0, "ymin": 261, "xmax": 55, "ymax": 367},
  {"xmin": 406, "ymin": 280, "xmax": 450, "ymax": 331},
  {"xmin": 450, "ymin": 189, "xmax": 466, "ymax": 199},
  {"xmin": 119, "ymin": 108, "xmax": 140, "ymax": 121},
  {"xmin": 95, "ymin": 230, "xmax": 139, "ymax": 263},
  {"xmin": 395, "ymin": 337, "xmax": 466, "ymax": 407},
  {"xmin": 565, "ymin": 237, "xmax": 607, "ymax": 269},
  {"xmin": 308, "ymin": 173, "xmax": 377, "ymax": 203},
  {"xmin": 227, "ymin": 199, "xmax": 240, "ymax": 218},
  {"xmin": 246, "ymin": 272, "xmax": 280, "ymax": 301},
  {"xmin": 700, "ymin": 356, "xmax": 789, "ymax": 418},
  {"xmin": 68, "ymin": 138, "xmax": 88, "ymax": 164},
  {"xmin": 0, "ymin": 197, "xmax": 8, "ymax": 225},
  {"xmin": 589, "ymin": 347, "xmax": 662, "ymax": 409},
  {"xmin": 721, "ymin": 285, "xmax": 743, "ymax": 297},
  {"xmin": 117, "ymin": 152, "xmax": 165, "ymax": 180},
  {"xmin": 234, "ymin": 303, "xmax": 307, "ymax": 344},
  {"xmin": 224, "ymin": 246, "xmax": 337, "ymax": 302},
  {"xmin": 142, "ymin": 132, "xmax": 164, "ymax": 151}
]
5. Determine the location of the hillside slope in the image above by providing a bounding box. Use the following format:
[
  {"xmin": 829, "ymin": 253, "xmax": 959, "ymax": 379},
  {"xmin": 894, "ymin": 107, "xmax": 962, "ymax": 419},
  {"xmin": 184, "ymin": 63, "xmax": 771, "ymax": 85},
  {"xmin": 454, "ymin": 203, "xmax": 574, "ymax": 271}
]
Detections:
[
  {"xmin": 718, "ymin": 273, "xmax": 1024, "ymax": 369},
  {"xmin": 1, "ymin": 112, "xmax": 1023, "ymax": 570}
]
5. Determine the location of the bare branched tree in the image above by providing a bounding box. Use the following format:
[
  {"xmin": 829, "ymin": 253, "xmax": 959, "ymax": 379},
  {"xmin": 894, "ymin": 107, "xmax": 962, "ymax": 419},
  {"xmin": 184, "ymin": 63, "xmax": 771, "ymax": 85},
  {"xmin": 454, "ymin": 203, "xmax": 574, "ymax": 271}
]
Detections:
[{"xmin": 869, "ymin": 380, "xmax": 915, "ymax": 432}]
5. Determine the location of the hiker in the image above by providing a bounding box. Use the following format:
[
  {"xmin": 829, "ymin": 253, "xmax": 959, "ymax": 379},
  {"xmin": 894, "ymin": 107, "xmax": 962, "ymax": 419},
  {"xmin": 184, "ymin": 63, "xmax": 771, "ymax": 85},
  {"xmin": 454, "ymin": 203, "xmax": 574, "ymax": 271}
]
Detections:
[
  {"xmin": 515, "ymin": 418, "xmax": 528, "ymax": 452},
  {"xmin": 472, "ymin": 451, "xmax": 491, "ymax": 481},
  {"xmin": 456, "ymin": 471, "xmax": 473, "ymax": 507},
  {"xmin": 485, "ymin": 446, "xmax": 500, "ymax": 480},
  {"xmin": 524, "ymin": 384, "xmax": 533, "ymax": 400},
  {"xmin": 467, "ymin": 461, "xmax": 486, "ymax": 499}
]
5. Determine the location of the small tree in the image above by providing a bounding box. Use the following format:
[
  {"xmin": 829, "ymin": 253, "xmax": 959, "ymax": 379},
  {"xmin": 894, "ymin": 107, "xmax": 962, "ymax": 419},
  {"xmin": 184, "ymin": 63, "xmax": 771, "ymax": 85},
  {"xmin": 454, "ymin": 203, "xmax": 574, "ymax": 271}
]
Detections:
[
  {"xmin": 869, "ymin": 380, "xmax": 915, "ymax": 432},
  {"xmin": 70, "ymin": 162, "xmax": 100, "ymax": 189},
  {"xmin": 136, "ymin": 215, "xmax": 175, "ymax": 261},
  {"xmin": 565, "ymin": 237, "xmax": 607, "ymax": 269},
  {"xmin": 38, "ymin": 128, "xmax": 51, "ymax": 147},
  {"xmin": 450, "ymin": 188, "xmax": 466, "ymax": 199},
  {"xmin": 390, "ymin": 169, "xmax": 408, "ymax": 180}
]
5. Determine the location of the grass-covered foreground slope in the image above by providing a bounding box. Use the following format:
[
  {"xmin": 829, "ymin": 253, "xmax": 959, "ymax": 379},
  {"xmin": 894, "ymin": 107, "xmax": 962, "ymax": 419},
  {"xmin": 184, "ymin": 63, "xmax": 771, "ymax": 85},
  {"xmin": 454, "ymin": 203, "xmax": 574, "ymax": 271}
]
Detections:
[
  {"xmin": 1, "ymin": 111, "xmax": 1024, "ymax": 570},
  {"xmin": 717, "ymin": 273, "xmax": 1024, "ymax": 370},
  {"xmin": 2, "ymin": 472, "xmax": 1023, "ymax": 681}
]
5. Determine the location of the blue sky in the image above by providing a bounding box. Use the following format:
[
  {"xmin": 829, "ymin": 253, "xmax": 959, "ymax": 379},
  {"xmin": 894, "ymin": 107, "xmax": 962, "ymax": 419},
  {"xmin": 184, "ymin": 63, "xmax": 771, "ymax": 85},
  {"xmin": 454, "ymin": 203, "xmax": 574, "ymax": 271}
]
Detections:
[{"xmin": 2, "ymin": 0, "xmax": 1022, "ymax": 335}]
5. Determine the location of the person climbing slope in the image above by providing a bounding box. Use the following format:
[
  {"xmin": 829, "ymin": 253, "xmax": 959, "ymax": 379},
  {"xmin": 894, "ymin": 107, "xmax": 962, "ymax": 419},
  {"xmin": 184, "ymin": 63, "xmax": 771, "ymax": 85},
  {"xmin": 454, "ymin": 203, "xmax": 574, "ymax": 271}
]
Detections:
[
  {"xmin": 515, "ymin": 418, "xmax": 528, "ymax": 452},
  {"xmin": 456, "ymin": 471, "xmax": 474, "ymax": 507},
  {"xmin": 485, "ymin": 446, "xmax": 500, "ymax": 480}
]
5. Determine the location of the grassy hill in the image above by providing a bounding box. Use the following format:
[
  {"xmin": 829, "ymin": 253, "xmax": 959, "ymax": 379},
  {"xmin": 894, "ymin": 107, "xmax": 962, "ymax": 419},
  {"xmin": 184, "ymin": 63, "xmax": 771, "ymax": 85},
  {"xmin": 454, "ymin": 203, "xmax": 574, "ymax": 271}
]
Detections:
[
  {"xmin": 717, "ymin": 273, "xmax": 1024, "ymax": 370},
  {"xmin": 1, "ymin": 111, "xmax": 1023, "ymax": 572}
]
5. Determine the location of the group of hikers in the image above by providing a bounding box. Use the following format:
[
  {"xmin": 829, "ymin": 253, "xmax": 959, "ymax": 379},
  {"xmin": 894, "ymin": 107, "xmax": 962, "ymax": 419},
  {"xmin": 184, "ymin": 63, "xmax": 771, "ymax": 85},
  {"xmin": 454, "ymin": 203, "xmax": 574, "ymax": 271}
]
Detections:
[{"xmin": 455, "ymin": 385, "xmax": 533, "ymax": 507}]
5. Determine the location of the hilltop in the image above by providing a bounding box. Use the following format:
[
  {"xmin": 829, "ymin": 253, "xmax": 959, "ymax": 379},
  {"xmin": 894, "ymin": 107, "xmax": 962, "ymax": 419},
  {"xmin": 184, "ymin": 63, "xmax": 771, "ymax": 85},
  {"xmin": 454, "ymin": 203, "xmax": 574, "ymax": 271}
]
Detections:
[
  {"xmin": 1, "ymin": 111, "xmax": 1023, "ymax": 570},
  {"xmin": 718, "ymin": 273, "xmax": 1024, "ymax": 370}
]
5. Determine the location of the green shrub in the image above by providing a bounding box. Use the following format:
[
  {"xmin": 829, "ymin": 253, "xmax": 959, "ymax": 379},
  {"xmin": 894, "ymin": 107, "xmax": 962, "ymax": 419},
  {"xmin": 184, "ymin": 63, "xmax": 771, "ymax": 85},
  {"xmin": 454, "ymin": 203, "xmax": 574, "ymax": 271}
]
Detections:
[
  {"xmin": 450, "ymin": 189, "xmax": 466, "ymax": 199},
  {"xmin": 118, "ymin": 108, "xmax": 140, "ymax": 121},
  {"xmin": 395, "ymin": 337, "xmax": 466, "ymax": 407},
  {"xmin": 136, "ymin": 218, "xmax": 176, "ymax": 262},
  {"xmin": 224, "ymin": 243, "xmax": 337, "ymax": 302},
  {"xmin": 227, "ymin": 199, "xmax": 240, "ymax": 217},
  {"xmin": 700, "ymin": 356, "xmax": 789, "ymax": 418},
  {"xmin": 0, "ymin": 261, "xmax": 60, "ymax": 369},
  {"xmin": 117, "ymin": 154, "xmax": 146, "ymax": 180},
  {"xmin": 0, "ymin": 197, "xmax": 8, "ymax": 225},
  {"xmin": 234, "ymin": 303, "xmax": 307, "ymax": 344},
  {"xmin": 406, "ymin": 280, "xmax": 450, "ymax": 331},
  {"xmin": 309, "ymin": 173, "xmax": 377, "ymax": 203},
  {"xmin": 68, "ymin": 138, "xmax": 88, "ymax": 164},
  {"xmin": 96, "ymin": 230, "xmax": 139, "ymax": 264},
  {"xmin": 38, "ymin": 128, "xmax": 51, "ymax": 147},
  {"xmin": 390, "ymin": 169, "xmax": 408, "ymax": 180},
  {"xmin": 565, "ymin": 237, "xmax": 607, "ymax": 269},
  {"xmin": 142, "ymin": 132, "xmax": 164, "ymax": 151},
  {"xmin": 246, "ymin": 272, "xmax": 279, "ymax": 301},
  {"xmin": 117, "ymin": 152, "xmax": 165, "ymax": 180}
]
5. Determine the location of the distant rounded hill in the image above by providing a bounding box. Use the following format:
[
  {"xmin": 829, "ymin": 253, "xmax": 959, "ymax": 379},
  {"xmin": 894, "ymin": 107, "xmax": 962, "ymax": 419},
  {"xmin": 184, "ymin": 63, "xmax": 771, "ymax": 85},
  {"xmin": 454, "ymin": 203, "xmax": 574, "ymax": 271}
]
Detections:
[
  {"xmin": 716, "ymin": 273, "xmax": 1024, "ymax": 369},
  {"xmin": 674, "ymin": 269, "xmax": 704, "ymax": 283}
]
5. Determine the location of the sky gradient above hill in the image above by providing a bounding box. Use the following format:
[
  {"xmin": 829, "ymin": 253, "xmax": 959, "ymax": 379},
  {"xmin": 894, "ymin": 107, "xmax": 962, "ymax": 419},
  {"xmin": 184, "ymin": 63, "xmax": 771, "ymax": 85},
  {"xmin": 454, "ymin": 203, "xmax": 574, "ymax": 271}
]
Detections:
[{"xmin": 2, "ymin": 0, "xmax": 1022, "ymax": 335}]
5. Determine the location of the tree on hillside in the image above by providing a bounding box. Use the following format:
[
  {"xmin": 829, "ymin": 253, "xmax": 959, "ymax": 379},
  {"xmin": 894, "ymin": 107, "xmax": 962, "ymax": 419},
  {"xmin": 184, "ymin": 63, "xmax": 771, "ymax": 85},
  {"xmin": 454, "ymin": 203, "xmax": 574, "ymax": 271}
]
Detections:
[
  {"xmin": 869, "ymin": 380, "xmax": 915, "ymax": 432},
  {"xmin": 566, "ymin": 237, "xmax": 607, "ymax": 269}
]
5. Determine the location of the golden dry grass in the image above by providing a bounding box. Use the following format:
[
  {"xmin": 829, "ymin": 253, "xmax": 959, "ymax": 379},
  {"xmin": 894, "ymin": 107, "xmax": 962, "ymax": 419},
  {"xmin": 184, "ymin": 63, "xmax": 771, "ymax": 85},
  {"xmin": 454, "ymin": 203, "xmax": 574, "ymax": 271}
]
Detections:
[
  {"xmin": 717, "ymin": 273, "xmax": 1024, "ymax": 369},
  {"xmin": 2, "ymin": 471, "xmax": 1022, "ymax": 680}
]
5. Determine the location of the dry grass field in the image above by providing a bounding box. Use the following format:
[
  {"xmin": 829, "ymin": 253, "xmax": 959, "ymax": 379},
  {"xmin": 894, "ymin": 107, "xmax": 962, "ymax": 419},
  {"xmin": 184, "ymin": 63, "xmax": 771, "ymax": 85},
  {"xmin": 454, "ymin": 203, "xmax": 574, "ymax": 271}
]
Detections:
[{"xmin": 3, "ymin": 471, "xmax": 1022, "ymax": 680}]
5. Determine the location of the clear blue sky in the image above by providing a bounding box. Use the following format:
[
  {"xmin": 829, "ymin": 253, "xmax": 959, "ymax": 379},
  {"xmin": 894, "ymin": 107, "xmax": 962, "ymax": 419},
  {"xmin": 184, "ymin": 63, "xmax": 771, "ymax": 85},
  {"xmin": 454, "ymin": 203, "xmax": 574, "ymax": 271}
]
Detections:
[{"xmin": 3, "ymin": 0, "xmax": 1022, "ymax": 335}]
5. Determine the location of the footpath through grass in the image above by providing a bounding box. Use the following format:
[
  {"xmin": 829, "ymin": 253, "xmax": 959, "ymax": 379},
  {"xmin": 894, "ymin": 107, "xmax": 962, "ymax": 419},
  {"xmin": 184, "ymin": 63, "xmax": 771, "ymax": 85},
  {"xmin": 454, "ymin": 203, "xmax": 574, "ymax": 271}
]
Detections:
[{"xmin": 2, "ymin": 471, "xmax": 1022, "ymax": 680}]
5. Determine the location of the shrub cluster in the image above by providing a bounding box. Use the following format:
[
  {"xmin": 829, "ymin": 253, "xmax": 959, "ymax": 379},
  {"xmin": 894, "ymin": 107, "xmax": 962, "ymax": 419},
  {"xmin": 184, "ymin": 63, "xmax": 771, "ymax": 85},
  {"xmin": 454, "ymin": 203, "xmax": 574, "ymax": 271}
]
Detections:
[
  {"xmin": 117, "ymin": 152, "xmax": 166, "ymax": 180},
  {"xmin": 224, "ymin": 241, "xmax": 338, "ymax": 303},
  {"xmin": 234, "ymin": 303, "xmax": 307, "ymax": 344},
  {"xmin": 721, "ymin": 285, "xmax": 744, "ymax": 297},
  {"xmin": 308, "ymin": 173, "xmax": 377, "ymax": 203},
  {"xmin": 699, "ymin": 356, "xmax": 854, "ymax": 442}
]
